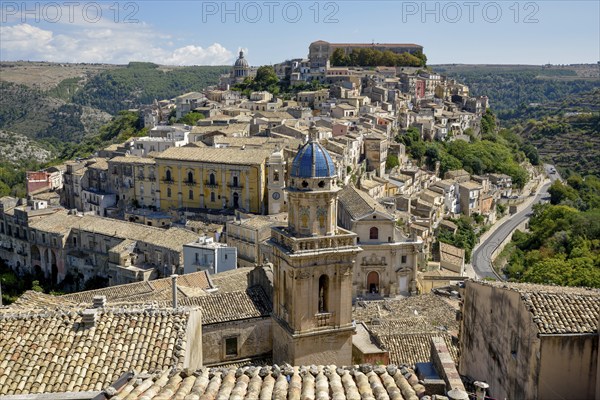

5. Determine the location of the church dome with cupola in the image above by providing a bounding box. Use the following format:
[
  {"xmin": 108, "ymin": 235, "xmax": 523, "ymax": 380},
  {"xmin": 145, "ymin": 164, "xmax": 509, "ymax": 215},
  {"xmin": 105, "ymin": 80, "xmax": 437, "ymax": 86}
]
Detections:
[
  {"xmin": 290, "ymin": 123, "xmax": 336, "ymax": 181},
  {"xmin": 290, "ymin": 141, "xmax": 336, "ymax": 179},
  {"xmin": 232, "ymin": 50, "xmax": 249, "ymax": 78},
  {"xmin": 234, "ymin": 50, "xmax": 249, "ymax": 68}
]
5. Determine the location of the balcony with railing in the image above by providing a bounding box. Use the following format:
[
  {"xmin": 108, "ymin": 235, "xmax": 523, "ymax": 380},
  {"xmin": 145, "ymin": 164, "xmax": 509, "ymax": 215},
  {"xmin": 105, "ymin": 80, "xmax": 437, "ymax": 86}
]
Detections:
[
  {"xmin": 205, "ymin": 181, "xmax": 219, "ymax": 189},
  {"xmin": 270, "ymin": 227, "xmax": 357, "ymax": 253},
  {"xmin": 162, "ymin": 177, "xmax": 174, "ymax": 184},
  {"xmin": 227, "ymin": 182, "xmax": 244, "ymax": 189},
  {"xmin": 185, "ymin": 180, "xmax": 197, "ymax": 186}
]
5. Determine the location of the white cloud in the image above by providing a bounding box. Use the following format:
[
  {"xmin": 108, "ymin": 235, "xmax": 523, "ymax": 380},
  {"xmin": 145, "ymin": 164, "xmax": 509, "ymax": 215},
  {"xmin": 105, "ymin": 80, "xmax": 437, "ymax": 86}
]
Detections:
[{"xmin": 0, "ymin": 23, "xmax": 233, "ymax": 65}]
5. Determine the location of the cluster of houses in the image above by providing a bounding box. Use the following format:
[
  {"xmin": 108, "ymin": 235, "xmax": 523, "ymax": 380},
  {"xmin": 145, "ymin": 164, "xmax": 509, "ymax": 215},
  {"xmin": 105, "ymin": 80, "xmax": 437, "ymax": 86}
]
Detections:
[
  {"xmin": 3, "ymin": 41, "xmax": 516, "ymax": 297},
  {"xmin": 0, "ymin": 40, "xmax": 598, "ymax": 400}
]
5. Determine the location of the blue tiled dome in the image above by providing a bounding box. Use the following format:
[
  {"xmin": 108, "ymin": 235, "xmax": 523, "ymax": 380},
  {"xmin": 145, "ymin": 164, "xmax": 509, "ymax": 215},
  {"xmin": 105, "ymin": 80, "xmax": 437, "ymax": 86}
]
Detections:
[{"xmin": 290, "ymin": 141, "xmax": 336, "ymax": 178}]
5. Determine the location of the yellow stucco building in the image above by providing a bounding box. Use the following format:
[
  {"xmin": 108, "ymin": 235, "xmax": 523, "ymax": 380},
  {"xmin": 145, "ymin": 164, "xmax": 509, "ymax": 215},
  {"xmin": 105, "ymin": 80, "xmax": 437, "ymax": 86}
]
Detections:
[{"xmin": 154, "ymin": 147, "xmax": 272, "ymax": 214}]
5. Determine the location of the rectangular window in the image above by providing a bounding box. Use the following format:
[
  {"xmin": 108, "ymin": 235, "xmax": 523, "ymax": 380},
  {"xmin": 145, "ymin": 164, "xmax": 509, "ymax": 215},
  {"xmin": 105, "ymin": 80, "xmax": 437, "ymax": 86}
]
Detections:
[
  {"xmin": 189, "ymin": 190, "xmax": 194, "ymax": 200},
  {"xmin": 401, "ymin": 255, "xmax": 407, "ymax": 264},
  {"xmin": 225, "ymin": 337, "xmax": 238, "ymax": 357}
]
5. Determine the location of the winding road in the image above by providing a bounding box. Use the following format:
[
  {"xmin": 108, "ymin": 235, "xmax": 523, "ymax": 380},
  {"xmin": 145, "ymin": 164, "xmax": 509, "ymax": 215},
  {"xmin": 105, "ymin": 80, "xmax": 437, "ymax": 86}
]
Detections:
[{"xmin": 471, "ymin": 165, "xmax": 559, "ymax": 279}]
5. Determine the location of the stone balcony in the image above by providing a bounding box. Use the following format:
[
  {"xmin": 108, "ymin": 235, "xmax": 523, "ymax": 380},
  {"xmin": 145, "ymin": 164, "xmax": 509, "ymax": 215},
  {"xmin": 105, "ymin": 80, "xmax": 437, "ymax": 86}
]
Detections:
[{"xmin": 270, "ymin": 226, "xmax": 357, "ymax": 253}]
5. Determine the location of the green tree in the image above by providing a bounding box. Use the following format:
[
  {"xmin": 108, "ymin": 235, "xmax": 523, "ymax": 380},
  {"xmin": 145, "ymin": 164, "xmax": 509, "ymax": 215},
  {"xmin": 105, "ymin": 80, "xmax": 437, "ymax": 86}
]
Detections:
[
  {"xmin": 178, "ymin": 111, "xmax": 204, "ymax": 126},
  {"xmin": 330, "ymin": 48, "xmax": 348, "ymax": 66},
  {"xmin": 548, "ymin": 180, "xmax": 579, "ymax": 205},
  {"xmin": 522, "ymin": 143, "xmax": 540, "ymax": 165},
  {"xmin": 386, "ymin": 154, "xmax": 399, "ymax": 170},
  {"xmin": 481, "ymin": 109, "xmax": 497, "ymax": 134}
]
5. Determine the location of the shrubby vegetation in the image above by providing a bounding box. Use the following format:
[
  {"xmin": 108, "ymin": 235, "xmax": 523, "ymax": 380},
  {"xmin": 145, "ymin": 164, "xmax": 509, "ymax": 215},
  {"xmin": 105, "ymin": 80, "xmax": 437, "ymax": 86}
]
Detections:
[
  {"xmin": 177, "ymin": 111, "xmax": 205, "ymax": 125},
  {"xmin": 330, "ymin": 48, "xmax": 427, "ymax": 67},
  {"xmin": 503, "ymin": 176, "xmax": 600, "ymax": 287},
  {"xmin": 74, "ymin": 62, "xmax": 229, "ymax": 114},
  {"xmin": 233, "ymin": 65, "xmax": 329, "ymax": 98},
  {"xmin": 395, "ymin": 118, "xmax": 535, "ymax": 188},
  {"xmin": 437, "ymin": 216, "xmax": 478, "ymax": 262}
]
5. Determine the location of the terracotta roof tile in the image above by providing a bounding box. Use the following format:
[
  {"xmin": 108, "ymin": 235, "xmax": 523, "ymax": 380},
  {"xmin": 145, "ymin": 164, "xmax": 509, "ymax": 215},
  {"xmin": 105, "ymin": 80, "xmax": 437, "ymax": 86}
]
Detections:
[
  {"xmin": 338, "ymin": 185, "xmax": 389, "ymax": 220},
  {"xmin": 477, "ymin": 281, "xmax": 600, "ymax": 334},
  {"xmin": 155, "ymin": 146, "xmax": 271, "ymax": 165},
  {"xmin": 104, "ymin": 364, "xmax": 426, "ymax": 399},
  {"xmin": 61, "ymin": 271, "xmax": 212, "ymax": 304},
  {"xmin": 0, "ymin": 307, "xmax": 193, "ymax": 395},
  {"xmin": 377, "ymin": 333, "xmax": 459, "ymax": 365}
]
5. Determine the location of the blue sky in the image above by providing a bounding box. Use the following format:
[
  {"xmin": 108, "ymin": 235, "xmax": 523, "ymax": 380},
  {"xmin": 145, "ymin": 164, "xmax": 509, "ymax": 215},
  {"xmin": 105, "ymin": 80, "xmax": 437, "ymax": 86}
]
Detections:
[{"xmin": 1, "ymin": 1, "xmax": 598, "ymax": 65}]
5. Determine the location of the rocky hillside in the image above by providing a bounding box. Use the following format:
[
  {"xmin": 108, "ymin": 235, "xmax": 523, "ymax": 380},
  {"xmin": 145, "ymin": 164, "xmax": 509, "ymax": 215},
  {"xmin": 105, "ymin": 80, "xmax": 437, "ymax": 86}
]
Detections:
[{"xmin": 0, "ymin": 130, "xmax": 51, "ymax": 164}]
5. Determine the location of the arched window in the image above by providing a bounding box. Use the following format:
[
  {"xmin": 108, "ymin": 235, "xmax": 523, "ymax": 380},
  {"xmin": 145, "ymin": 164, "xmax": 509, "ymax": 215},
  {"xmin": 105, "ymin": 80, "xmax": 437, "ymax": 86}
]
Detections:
[
  {"xmin": 233, "ymin": 192, "xmax": 239, "ymax": 209},
  {"xmin": 369, "ymin": 227, "xmax": 379, "ymax": 240},
  {"xmin": 167, "ymin": 187, "xmax": 172, "ymax": 198},
  {"xmin": 166, "ymin": 169, "xmax": 172, "ymax": 181},
  {"xmin": 274, "ymin": 171, "xmax": 279, "ymax": 182},
  {"xmin": 209, "ymin": 173, "xmax": 216, "ymax": 185},
  {"xmin": 187, "ymin": 171, "xmax": 194, "ymax": 183},
  {"xmin": 318, "ymin": 274, "xmax": 329, "ymax": 313}
]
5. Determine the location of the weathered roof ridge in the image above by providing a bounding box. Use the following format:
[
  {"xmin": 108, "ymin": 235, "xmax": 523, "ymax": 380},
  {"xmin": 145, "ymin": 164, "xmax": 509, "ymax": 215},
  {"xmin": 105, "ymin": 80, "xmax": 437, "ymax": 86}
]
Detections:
[{"xmin": 103, "ymin": 363, "xmax": 427, "ymax": 399}]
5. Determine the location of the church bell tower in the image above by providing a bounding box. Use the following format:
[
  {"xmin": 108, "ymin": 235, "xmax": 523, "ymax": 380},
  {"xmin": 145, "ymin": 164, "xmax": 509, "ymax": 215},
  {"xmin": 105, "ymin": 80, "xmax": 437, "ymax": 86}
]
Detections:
[
  {"xmin": 269, "ymin": 123, "xmax": 362, "ymax": 366},
  {"xmin": 267, "ymin": 147, "xmax": 286, "ymax": 215}
]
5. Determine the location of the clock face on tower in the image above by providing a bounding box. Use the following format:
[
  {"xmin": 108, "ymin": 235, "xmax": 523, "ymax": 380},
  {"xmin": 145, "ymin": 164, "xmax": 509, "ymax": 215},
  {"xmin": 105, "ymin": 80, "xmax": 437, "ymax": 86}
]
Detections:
[{"xmin": 272, "ymin": 192, "xmax": 281, "ymax": 200}]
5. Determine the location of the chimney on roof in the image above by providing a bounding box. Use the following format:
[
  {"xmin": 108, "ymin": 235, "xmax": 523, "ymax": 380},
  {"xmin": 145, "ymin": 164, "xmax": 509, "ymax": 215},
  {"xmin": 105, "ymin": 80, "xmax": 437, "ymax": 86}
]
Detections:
[
  {"xmin": 92, "ymin": 295, "xmax": 106, "ymax": 308},
  {"xmin": 474, "ymin": 381, "xmax": 489, "ymax": 400},
  {"xmin": 81, "ymin": 308, "xmax": 98, "ymax": 328},
  {"xmin": 171, "ymin": 274, "xmax": 178, "ymax": 309}
]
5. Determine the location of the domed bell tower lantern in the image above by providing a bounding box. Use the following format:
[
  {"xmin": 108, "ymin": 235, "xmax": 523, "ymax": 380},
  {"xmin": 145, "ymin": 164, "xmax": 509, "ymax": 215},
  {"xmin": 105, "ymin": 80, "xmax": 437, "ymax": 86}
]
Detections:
[{"xmin": 269, "ymin": 123, "xmax": 362, "ymax": 366}]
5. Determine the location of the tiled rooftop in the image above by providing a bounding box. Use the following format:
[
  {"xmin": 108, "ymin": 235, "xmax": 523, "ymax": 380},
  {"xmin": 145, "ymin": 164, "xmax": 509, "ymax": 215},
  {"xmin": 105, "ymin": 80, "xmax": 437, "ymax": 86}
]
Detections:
[
  {"xmin": 477, "ymin": 281, "xmax": 600, "ymax": 334},
  {"xmin": 177, "ymin": 286, "xmax": 271, "ymax": 324},
  {"xmin": 28, "ymin": 210, "xmax": 200, "ymax": 252},
  {"xmin": 338, "ymin": 185, "xmax": 389, "ymax": 220},
  {"xmin": 155, "ymin": 146, "xmax": 271, "ymax": 165},
  {"xmin": 376, "ymin": 333, "xmax": 459, "ymax": 366},
  {"xmin": 353, "ymin": 294, "xmax": 460, "ymax": 366},
  {"xmin": 102, "ymin": 364, "xmax": 426, "ymax": 400},
  {"xmin": 0, "ymin": 307, "xmax": 192, "ymax": 395},
  {"xmin": 61, "ymin": 271, "xmax": 212, "ymax": 304},
  {"xmin": 210, "ymin": 267, "xmax": 252, "ymax": 293}
]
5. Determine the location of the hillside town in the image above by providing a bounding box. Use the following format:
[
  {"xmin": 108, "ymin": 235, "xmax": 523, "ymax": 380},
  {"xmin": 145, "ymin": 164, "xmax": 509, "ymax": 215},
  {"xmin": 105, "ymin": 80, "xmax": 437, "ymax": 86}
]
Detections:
[{"xmin": 0, "ymin": 41, "xmax": 598, "ymax": 400}]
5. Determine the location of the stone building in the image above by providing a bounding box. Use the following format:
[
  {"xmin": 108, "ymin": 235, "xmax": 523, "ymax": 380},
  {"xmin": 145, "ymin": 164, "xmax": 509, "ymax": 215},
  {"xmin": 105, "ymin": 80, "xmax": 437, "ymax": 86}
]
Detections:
[
  {"xmin": 308, "ymin": 40, "xmax": 424, "ymax": 68},
  {"xmin": 0, "ymin": 203, "xmax": 200, "ymax": 285},
  {"xmin": 363, "ymin": 133, "xmax": 388, "ymax": 178},
  {"xmin": 226, "ymin": 214, "xmax": 277, "ymax": 269},
  {"xmin": 459, "ymin": 280, "xmax": 600, "ymax": 400},
  {"xmin": 337, "ymin": 185, "xmax": 422, "ymax": 298},
  {"xmin": 269, "ymin": 124, "xmax": 362, "ymax": 366},
  {"xmin": 154, "ymin": 146, "xmax": 272, "ymax": 214}
]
